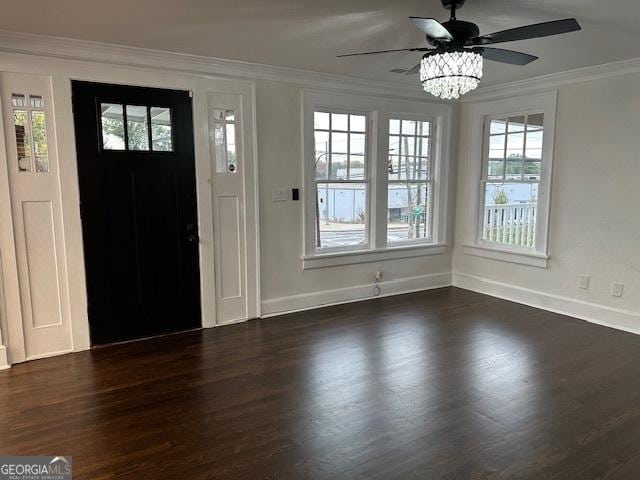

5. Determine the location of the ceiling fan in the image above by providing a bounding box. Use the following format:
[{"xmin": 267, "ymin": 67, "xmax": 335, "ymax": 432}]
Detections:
[{"xmin": 337, "ymin": 0, "xmax": 581, "ymax": 99}]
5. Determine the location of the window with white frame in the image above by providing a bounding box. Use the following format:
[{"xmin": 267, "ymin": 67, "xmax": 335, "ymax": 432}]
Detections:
[
  {"xmin": 303, "ymin": 92, "xmax": 451, "ymax": 268},
  {"xmin": 463, "ymin": 92, "xmax": 556, "ymax": 267},
  {"xmin": 313, "ymin": 110, "xmax": 368, "ymax": 250},
  {"xmin": 481, "ymin": 113, "xmax": 544, "ymax": 248},
  {"xmin": 387, "ymin": 118, "xmax": 433, "ymax": 244}
]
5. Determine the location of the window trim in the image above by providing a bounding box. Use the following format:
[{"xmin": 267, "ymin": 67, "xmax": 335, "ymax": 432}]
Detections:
[
  {"xmin": 463, "ymin": 91, "xmax": 557, "ymax": 268},
  {"xmin": 302, "ymin": 242, "xmax": 447, "ymax": 269},
  {"xmin": 302, "ymin": 90, "xmax": 451, "ymax": 268}
]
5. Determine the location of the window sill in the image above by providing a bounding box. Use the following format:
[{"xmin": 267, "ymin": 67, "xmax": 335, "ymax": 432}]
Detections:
[
  {"xmin": 302, "ymin": 243, "xmax": 448, "ymax": 270},
  {"xmin": 462, "ymin": 244, "xmax": 549, "ymax": 268}
]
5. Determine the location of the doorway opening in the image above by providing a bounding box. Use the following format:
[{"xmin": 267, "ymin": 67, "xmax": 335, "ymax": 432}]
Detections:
[{"xmin": 72, "ymin": 81, "xmax": 201, "ymax": 345}]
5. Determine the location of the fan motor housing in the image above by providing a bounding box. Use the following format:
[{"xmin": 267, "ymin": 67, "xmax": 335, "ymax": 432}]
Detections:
[
  {"xmin": 442, "ymin": 20, "xmax": 479, "ymax": 44},
  {"xmin": 441, "ymin": 0, "xmax": 466, "ymax": 10}
]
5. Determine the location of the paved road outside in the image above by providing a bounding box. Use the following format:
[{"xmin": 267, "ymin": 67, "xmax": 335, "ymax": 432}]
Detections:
[{"xmin": 319, "ymin": 224, "xmax": 424, "ymax": 248}]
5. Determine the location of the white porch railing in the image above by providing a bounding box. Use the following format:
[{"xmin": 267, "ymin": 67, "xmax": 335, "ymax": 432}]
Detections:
[{"xmin": 482, "ymin": 203, "xmax": 536, "ymax": 248}]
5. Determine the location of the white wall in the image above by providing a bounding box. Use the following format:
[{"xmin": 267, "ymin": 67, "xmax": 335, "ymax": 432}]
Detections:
[
  {"xmin": 2, "ymin": 30, "xmax": 639, "ymax": 367},
  {"xmin": 0, "ymin": 40, "xmax": 457, "ymax": 364},
  {"xmin": 256, "ymin": 80, "xmax": 458, "ymax": 314},
  {"xmin": 453, "ymin": 73, "xmax": 640, "ymax": 333},
  {"xmin": 0, "ymin": 267, "xmax": 8, "ymax": 368}
]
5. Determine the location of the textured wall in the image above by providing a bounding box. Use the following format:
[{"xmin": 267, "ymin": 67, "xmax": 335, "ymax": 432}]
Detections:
[
  {"xmin": 453, "ymin": 73, "xmax": 640, "ymax": 315},
  {"xmin": 256, "ymin": 80, "xmax": 458, "ymax": 307}
]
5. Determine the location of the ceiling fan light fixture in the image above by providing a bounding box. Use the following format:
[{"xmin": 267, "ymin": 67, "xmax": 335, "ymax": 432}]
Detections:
[{"xmin": 420, "ymin": 50, "xmax": 483, "ymax": 100}]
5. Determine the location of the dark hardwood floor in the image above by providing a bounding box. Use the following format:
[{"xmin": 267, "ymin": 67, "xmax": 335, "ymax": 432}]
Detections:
[{"xmin": 2, "ymin": 287, "xmax": 640, "ymax": 479}]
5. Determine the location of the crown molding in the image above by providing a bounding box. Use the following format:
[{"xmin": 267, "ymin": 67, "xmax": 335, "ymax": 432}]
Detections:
[
  {"xmin": 464, "ymin": 56, "xmax": 640, "ymax": 102},
  {"xmin": 0, "ymin": 29, "xmax": 434, "ymax": 100},
  {"xmin": 2, "ymin": 29, "xmax": 638, "ymax": 104}
]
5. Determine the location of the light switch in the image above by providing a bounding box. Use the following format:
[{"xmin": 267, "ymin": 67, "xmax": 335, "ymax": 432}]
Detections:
[
  {"xmin": 612, "ymin": 282, "xmax": 624, "ymax": 298},
  {"xmin": 271, "ymin": 188, "xmax": 289, "ymax": 202},
  {"xmin": 578, "ymin": 275, "xmax": 590, "ymax": 290}
]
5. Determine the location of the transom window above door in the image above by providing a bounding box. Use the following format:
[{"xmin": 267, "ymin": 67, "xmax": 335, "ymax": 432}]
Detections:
[{"xmin": 100, "ymin": 103, "xmax": 173, "ymax": 152}]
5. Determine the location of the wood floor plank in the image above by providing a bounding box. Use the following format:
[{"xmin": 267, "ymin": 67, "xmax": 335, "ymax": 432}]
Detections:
[{"xmin": 1, "ymin": 287, "xmax": 640, "ymax": 479}]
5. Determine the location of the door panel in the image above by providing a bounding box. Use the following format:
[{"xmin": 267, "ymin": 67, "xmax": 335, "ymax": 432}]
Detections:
[
  {"xmin": 217, "ymin": 196, "xmax": 242, "ymax": 299},
  {"xmin": 72, "ymin": 81, "xmax": 201, "ymax": 345},
  {"xmin": 208, "ymin": 93, "xmax": 247, "ymax": 323},
  {"xmin": 21, "ymin": 201, "xmax": 63, "ymax": 329},
  {"xmin": 0, "ymin": 72, "xmax": 73, "ymax": 361}
]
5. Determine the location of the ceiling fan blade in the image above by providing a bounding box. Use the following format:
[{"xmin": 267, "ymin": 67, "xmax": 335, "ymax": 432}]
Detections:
[
  {"xmin": 469, "ymin": 18, "xmax": 581, "ymax": 45},
  {"xmin": 409, "ymin": 17, "xmax": 453, "ymax": 42},
  {"xmin": 389, "ymin": 63, "xmax": 422, "ymax": 75},
  {"xmin": 405, "ymin": 63, "xmax": 422, "ymax": 75},
  {"xmin": 337, "ymin": 47, "xmax": 429, "ymax": 58},
  {"xmin": 474, "ymin": 47, "xmax": 538, "ymax": 65}
]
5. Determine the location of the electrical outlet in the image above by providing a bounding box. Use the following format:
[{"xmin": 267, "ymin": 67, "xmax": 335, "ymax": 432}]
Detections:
[
  {"xmin": 374, "ymin": 264, "xmax": 383, "ymax": 282},
  {"xmin": 612, "ymin": 282, "xmax": 624, "ymax": 298},
  {"xmin": 578, "ymin": 275, "xmax": 590, "ymax": 290}
]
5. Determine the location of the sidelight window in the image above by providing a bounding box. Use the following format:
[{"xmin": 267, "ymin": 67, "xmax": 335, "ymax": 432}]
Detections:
[
  {"xmin": 212, "ymin": 109, "xmax": 237, "ymax": 174},
  {"xmin": 12, "ymin": 93, "xmax": 49, "ymax": 173}
]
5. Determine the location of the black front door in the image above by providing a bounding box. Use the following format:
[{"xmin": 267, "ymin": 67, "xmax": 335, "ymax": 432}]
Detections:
[{"xmin": 72, "ymin": 81, "xmax": 201, "ymax": 345}]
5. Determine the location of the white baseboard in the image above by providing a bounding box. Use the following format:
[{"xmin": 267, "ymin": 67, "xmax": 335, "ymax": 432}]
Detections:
[
  {"xmin": 453, "ymin": 272, "xmax": 640, "ymax": 335},
  {"xmin": 261, "ymin": 272, "xmax": 452, "ymax": 317},
  {"xmin": 0, "ymin": 345, "xmax": 9, "ymax": 370}
]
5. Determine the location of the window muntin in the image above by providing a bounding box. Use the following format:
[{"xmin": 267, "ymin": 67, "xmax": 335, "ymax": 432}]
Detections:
[
  {"xmin": 12, "ymin": 93, "xmax": 49, "ymax": 173},
  {"xmin": 313, "ymin": 111, "xmax": 368, "ymax": 250},
  {"xmin": 100, "ymin": 103, "xmax": 174, "ymax": 152},
  {"xmin": 481, "ymin": 113, "xmax": 544, "ymax": 248},
  {"xmin": 387, "ymin": 118, "xmax": 432, "ymax": 243},
  {"xmin": 212, "ymin": 109, "xmax": 237, "ymax": 173}
]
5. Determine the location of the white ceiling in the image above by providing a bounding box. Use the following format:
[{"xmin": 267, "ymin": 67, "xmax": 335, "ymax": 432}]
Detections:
[{"xmin": 2, "ymin": 0, "xmax": 640, "ymax": 86}]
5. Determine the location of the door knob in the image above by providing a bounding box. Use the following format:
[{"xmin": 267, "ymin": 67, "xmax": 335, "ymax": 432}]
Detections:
[{"xmin": 187, "ymin": 234, "xmax": 199, "ymax": 244}]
